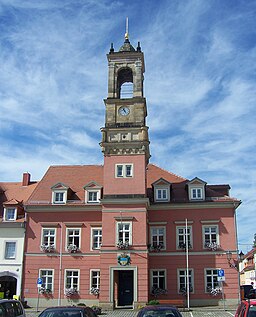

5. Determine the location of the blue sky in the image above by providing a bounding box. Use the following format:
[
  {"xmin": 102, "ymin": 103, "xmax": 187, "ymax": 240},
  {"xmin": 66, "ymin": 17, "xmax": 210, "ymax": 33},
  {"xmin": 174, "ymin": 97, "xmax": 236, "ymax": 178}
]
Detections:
[{"xmin": 0, "ymin": 0, "xmax": 255, "ymax": 252}]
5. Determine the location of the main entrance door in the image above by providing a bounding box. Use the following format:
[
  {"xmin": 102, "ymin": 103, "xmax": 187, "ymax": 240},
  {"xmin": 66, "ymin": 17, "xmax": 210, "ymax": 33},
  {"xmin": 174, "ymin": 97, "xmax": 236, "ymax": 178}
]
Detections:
[{"xmin": 118, "ymin": 270, "xmax": 134, "ymax": 307}]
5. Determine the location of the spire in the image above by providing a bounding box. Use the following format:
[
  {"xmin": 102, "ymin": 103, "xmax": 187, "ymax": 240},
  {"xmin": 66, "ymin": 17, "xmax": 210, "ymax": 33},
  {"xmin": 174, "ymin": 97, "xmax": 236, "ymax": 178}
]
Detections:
[
  {"xmin": 119, "ymin": 17, "xmax": 135, "ymax": 52},
  {"xmin": 125, "ymin": 17, "xmax": 129, "ymax": 40}
]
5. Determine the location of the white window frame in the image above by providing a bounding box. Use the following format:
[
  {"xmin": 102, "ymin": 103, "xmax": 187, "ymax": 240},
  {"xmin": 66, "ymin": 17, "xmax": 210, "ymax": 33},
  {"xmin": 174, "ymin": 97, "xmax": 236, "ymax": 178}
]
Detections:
[
  {"xmin": 177, "ymin": 269, "xmax": 194, "ymax": 294},
  {"xmin": 39, "ymin": 269, "xmax": 54, "ymax": 292},
  {"xmin": 90, "ymin": 269, "xmax": 100, "ymax": 293},
  {"xmin": 91, "ymin": 227, "xmax": 102, "ymax": 250},
  {"xmin": 66, "ymin": 228, "xmax": 81, "ymax": 250},
  {"xmin": 41, "ymin": 228, "xmax": 56, "ymax": 247},
  {"xmin": 65, "ymin": 269, "xmax": 80, "ymax": 291},
  {"xmin": 150, "ymin": 227, "xmax": 166, "ymax": 250},
  {"xmin": 204, "ymin": 268, "xmax": 219, "ymax": 293},
  {"xmin": 4, "ymin": 241, "xmax": 17, "ymax": 259},
  {"xmin": 150, "ymin": 269, "xmax": 167, "ymax": 291},
  {"xmin": 52, "ymin": 190, "xmax": 67, "ymax": 204},
  {"xmin": 116, "ymin": 222, "xmax": 132, "ymax": 245},
  {"xmin": 115, "ymin": 164, "xmax": 133, "ymax": 178},
  {"xmin": 155, "ymin": 188, "xmax": 169, "ymax": 202},
  {"xmin": 203, "ymin": 225, "xmax": 219, "ymax": 248},
  {"xmin": 191, "ymin": 187, "xmax": 203, "ymax": 199},
  {"xmin": 3, "ymin": 208, "xmax": 17, "ymax": 221},
  {"xmin": 176, "ymin": 226, "xmax": 193, "ymax": 250},
  {"xmin": 86, "ymin": 190, "xmax": 100, "ymax": 203}
]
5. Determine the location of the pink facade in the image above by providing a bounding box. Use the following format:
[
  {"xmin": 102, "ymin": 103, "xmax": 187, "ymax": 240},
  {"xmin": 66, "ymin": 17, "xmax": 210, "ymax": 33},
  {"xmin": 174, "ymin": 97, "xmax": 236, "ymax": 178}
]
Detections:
[{"xmin": 21, "ymin": 34, "xmax": 241, "ymax": 310}]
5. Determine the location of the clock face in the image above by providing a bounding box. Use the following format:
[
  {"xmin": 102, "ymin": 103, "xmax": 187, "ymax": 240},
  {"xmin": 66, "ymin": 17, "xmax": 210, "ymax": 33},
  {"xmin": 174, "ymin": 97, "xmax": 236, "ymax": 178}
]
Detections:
[{"xmin": 118, "ymin": 106, "xmax": 130, "ymax": 116}]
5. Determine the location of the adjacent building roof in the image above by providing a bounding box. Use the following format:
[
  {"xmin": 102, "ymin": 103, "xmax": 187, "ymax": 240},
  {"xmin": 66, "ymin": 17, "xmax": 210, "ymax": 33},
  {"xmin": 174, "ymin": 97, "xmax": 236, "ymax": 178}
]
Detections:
[{"xmin": 0, "ymin": 175, "xmax": 38, "ymax": 220}]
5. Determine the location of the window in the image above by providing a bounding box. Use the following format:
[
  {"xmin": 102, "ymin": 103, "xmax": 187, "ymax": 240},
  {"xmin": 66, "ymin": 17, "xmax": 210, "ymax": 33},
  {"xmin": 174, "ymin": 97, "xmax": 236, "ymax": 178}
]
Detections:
[
  {"xmin": 191, "ymin": 188, "xmax": 203, "ymax": 200},
  {"xmin": 4, "ymin": 208, "xmax": 17, "ymax": 221},
  {"xmin": 156, "ymin": 189, "xmax": 168, "ymax": 201},
  {"xmin": 153, "ymin": 179, "xmax": 171, "ymax": 203},
  {"xmin": 65, "ymin": 270, "xmax": 79, "ymax": 290},
  {"xmin": 91, "ymin": 228, "xmax": 102, "ymax": 250},
  {"xmin": 177, "ymin": 226, "xmax": 192, "ymax": 250},
  {"xmin": 151, "ymin": 270, "xmax": 166, "ymax": 290},
  {"xmin": 116, "ymin": 164, "xmax": 133, "ymax": 178},
  {"xmin": 203, "ymin": 225, "xmax": 219, "ymax": 248},
  {"xmin": 53, "ymin": 192, "xmax": 65, "ymax": 203},
  {"xmin": 187, "ymin": 177, "xmax": 206, "ymax": 201},
  {"xmin": 40, "ymin": 269, "xmax": 54, "ymax": 292},
  {"xmin": 178, "ymin": 269, "xmax": 193, "ymax": 294},
  {"xmin": 117, "ymin": 222, "xmax": 132, "ymax": 245},
  {"xmin": 150, "ymin": 227, "xmax": 165, "ymax": 250},
  {"xmin": 42, "ymin": 228, "xmax": 56, "ymax": 246},
  {"xmin": 5, "ymin": 242, "xmax": 16, "ymax": 259},
  {"xmin": 87, "ymin": 190, "xmax": 100, "ymax": 203},
  {"xmin": 205, "ymin": 269, "xmax": 219, "ymax": 292},
  {"xmin": 67, "ymin": 228, "xmax": 81, "ymax": 249},
  {"xmin": 90, "ymin": 270, "xmax": 100, "ymax": 292}
]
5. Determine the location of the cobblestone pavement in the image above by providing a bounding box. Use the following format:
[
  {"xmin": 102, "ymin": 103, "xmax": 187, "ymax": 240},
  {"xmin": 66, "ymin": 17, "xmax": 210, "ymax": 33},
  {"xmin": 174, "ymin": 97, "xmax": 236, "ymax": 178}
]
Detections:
[{"xmin": 25, "ymin": 308, "xmax": 236, "ymax": 317}]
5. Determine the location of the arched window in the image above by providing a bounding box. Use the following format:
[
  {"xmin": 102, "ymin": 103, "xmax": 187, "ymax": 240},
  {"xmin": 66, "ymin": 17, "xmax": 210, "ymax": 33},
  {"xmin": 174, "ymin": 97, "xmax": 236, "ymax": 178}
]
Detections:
[{"xmin": 117, "ymin": 68, "xmax": 133, "ymax": 99}]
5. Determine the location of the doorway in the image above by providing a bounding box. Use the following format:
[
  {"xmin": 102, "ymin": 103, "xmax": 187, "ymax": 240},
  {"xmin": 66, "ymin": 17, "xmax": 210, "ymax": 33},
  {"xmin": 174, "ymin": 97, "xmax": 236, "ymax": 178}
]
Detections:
[
  {"xmin": 117, "ymin": 270, "xmax": 134, "ymax": 307},
  {"xmin": 0, "ymin": 276, "xmax": 17, "ymax": 299}
]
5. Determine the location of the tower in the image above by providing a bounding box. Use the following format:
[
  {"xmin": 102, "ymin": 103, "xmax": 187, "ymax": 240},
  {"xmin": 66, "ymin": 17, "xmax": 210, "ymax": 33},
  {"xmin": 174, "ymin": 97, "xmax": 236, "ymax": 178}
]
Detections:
[{"xmin": 100, "ymin": 30, "xmax": 150, "ymax": 197}]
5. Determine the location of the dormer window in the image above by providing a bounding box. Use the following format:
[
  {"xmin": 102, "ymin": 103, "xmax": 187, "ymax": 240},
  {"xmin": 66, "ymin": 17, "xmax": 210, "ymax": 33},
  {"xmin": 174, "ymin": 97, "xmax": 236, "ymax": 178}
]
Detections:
[
  {"xmin": 191, "ymin": 188, "xmax": 202, "ymax": 200},
  {"xmin": 187, "ymin": 177, "xmax": 206, "ymax": 201},
  {"xmin": 156, "ymin": 189, "xmax": 168, "ymax": 201},
  {"xmin": 4, "ymin": 208, "xmax": 17, "ymax": 221},
  {"xmin": 51, "ymin": 183, "xmax": 69, "ymax": 204},
  {"xmin": 152, "ymin": 178, "xmax": 171, "ymax": 203},
  {"xmin": 88, "ymin": 191, "xmax": 99, "ymax": 203},
  {"xmin": 84, "ymin": 181, "xmax": 102, "ymax": 204}
]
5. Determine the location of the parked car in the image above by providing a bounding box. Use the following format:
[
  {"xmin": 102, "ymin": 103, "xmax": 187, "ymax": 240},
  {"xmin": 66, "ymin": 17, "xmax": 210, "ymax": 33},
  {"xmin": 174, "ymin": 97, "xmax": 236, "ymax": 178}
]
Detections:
[
  {"xmin": 235, "ymin": 299, "xmax": 256, "ymax": 317},
  {"xmin": 0, "ymin": 299, "xmax": 26, "ymax": 317},
  {"xmin": 137, "ymin": 305, "xmax": 182, "ymax": 317},
  {"xmin": 38, "ymin": 306, "xmax": 98, "ymax": 317}
]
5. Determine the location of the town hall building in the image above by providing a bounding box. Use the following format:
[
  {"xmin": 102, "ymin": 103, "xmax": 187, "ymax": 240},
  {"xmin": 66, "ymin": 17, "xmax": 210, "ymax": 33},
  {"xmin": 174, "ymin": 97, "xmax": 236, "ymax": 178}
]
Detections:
[{"xmin": 1, "ymin": 31, "xmax": 241, "ymax": 309}]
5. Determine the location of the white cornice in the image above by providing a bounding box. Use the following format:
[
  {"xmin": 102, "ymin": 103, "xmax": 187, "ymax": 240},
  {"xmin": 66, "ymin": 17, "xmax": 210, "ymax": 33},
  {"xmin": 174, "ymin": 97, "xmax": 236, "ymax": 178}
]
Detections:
[{"xmin": 149, "ymin": 201, "xmax": 240, "ymax": 210}]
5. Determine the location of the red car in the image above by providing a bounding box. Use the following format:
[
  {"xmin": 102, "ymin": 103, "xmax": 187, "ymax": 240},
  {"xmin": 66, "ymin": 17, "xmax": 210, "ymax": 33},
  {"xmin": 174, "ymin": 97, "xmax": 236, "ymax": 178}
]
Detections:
[{"xmin": 235, "ymin": 299, "xmax": 256, "ymax": 317}]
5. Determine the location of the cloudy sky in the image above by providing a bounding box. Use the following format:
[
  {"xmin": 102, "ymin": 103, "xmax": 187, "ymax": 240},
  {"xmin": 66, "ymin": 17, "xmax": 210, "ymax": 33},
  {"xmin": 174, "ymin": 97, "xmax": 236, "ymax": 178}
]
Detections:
[{"xmin": 0, "ymin": 0, "xmax": 255, "ymax": 252}]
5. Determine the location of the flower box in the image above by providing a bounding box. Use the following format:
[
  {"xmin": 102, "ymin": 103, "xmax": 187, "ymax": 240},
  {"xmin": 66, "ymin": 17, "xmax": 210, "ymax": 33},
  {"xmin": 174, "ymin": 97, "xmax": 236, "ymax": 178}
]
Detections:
[
  {"xmin": 67, "ymin": 244, "xmax": 79, "ymax": 253},
  {"xmin": 40, "ymin": 244, "xmax": 55, "ymax": 253},
  {"xmin": 116, "ymin": 240, "xmax": 130, "ymax": 250},
  {"xmin": 65, "ymin": 287, "xmax": 78, "ymax": 297}
]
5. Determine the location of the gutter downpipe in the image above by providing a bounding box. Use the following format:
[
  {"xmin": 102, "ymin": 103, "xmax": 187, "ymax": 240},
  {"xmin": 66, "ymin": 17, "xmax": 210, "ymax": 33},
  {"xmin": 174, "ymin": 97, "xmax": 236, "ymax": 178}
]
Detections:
[
  {"xmin": 58, "ymin": 223, "xmax": 63, "ymax": 306},
  {"xmin": 186, "ymin": 218, "xmax": 190, "ymax": 310},
  {"xmin": 234, "ymin": 201, "xmax": 242, "ymax": 303}
]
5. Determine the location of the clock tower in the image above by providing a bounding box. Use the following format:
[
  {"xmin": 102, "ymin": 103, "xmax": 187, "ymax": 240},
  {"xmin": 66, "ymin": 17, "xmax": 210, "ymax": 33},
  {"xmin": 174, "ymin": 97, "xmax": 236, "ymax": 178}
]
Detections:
[{"xmin": 100, "ymin": 31, "xmax": 150, "ymax": 197}]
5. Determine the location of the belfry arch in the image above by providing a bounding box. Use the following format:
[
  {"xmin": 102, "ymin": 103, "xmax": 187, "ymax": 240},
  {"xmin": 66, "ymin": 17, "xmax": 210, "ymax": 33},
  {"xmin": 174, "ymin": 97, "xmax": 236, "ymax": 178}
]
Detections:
[{"xmin": 117, "ymin": 67, "xmax": 134, "ymax": 99}]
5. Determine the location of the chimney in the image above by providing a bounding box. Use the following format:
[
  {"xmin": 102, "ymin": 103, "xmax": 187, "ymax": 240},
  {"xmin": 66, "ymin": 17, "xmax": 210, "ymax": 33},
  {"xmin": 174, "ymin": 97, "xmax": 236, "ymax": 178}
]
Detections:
[{"xmin": 22, "ymin": 172, "xmax": 31, "ymax": 186}]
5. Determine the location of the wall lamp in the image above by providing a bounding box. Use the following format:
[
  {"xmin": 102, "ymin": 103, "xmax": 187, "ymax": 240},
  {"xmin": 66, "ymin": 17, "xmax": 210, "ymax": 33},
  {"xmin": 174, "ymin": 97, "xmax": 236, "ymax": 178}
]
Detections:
[{"xmin": 226, "ymin": 250, "xmax": 244, "ymax": 271}]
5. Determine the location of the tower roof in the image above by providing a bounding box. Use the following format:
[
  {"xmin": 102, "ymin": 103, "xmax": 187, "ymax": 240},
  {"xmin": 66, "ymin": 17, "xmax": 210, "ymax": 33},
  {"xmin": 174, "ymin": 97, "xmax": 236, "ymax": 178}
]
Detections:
[{"xmin": 119, "ymin": 38, "xmax": 136, "ymax": 52}]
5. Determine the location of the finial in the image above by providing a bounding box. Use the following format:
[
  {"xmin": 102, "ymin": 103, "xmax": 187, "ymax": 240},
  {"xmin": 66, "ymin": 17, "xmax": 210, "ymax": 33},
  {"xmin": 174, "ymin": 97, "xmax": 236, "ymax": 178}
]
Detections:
[
  {"xmin": 109, "ymin": 43, "xmax": 114, "ymax": 53},
  {"xmin": 137, "ymin": 41, "xmax": 141, "ymax": 52},
  {"xmin": 125, "ymin": 17, "xmax": 129, "ymax": 40}
]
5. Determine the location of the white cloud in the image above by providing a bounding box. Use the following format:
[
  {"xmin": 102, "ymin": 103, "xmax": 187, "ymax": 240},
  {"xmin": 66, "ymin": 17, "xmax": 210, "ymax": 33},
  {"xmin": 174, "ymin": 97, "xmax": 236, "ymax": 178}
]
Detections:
[{"xmin": 0, "ymin": 0, "xmax": 255, "ymax": 251}]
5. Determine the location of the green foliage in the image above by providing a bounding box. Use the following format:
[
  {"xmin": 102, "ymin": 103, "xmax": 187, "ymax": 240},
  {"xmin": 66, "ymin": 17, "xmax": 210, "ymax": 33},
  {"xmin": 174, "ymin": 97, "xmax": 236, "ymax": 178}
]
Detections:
[{"xmin": 147, "ymin": 299, "xmax": 159, "ymax": 305}]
